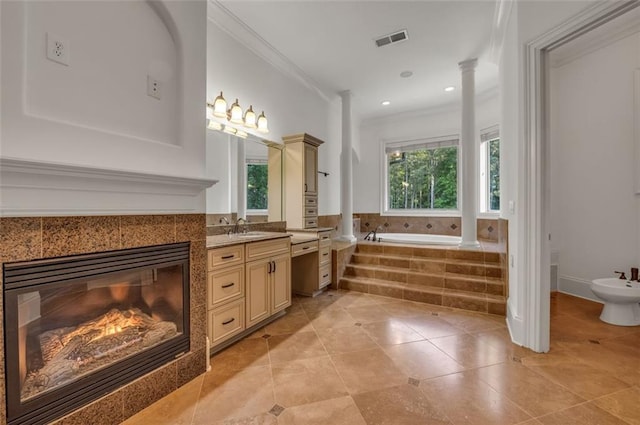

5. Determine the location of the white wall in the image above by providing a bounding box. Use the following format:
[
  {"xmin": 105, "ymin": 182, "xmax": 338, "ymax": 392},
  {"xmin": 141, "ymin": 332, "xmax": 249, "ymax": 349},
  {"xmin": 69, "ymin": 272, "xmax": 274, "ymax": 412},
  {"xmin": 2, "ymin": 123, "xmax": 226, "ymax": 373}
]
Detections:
[
  {"xmin": 550, "ymin": 32, "xmax": 639, "ymax": 299},
  {"xmin": 206, "ymin": 19, "xmax": 342, "ymax": 216},
  {"xmin": 0, "ymin": 0, "xmax": 210, "ymax": 215},
  {"xmin": 354, "ymin": 93, "xmax": 499, "ymax": 213}
]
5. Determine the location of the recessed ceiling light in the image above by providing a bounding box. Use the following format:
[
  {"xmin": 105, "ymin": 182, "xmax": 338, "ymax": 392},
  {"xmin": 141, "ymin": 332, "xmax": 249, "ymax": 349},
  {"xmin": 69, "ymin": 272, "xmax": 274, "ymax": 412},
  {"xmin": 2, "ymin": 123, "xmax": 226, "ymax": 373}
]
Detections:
[
  {"xmin": 400, "ymin": 70, "xmax": 413, "ymax": 78},
  {"xmin": 381, "ymin": 100, "xmax": 391, "ymax": 106},
  {"xmin": 444, "ymin": 86, "xmax": 455, "ymax": 92}
]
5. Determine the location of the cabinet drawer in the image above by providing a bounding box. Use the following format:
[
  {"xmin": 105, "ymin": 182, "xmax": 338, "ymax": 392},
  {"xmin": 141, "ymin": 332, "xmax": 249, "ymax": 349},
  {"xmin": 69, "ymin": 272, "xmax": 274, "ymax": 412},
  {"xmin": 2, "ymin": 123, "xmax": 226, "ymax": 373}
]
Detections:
[
  {"xmin": 318, "ymin": 231, "xmax": 332, "ymax": 247},
  {"xmin": 304, "ymin": 207, "xmax": 318, "ymax": 217},
  {"xmin": 209, "ymin": 298, "xmax": 245, "ymax": 346},
  {"xmin": 208, "ymin": 245, "xmax": 244, "ymax": 270},
  {"xmin": 208, "ymin": 264, "xmax": 244, "ymax": 308},
  {"xmin": 246, "ymin": 237, "xmax": 291, "ymax": 262},
  {"xmin": 319, "ymin": 245, "xmax": 331, "ymax": 265},
  {"xmin": 292, "ymin": 240, "xmax": 318, "ymax": 257},
  {"xmin": 319, "ymin": 263, "xmax": 331, "ymax": 288},
  {"xmin": 304, "ymin": 218, "xmax": 318, "ymax": 228},
  {"xmin": 304, "ymin": 196, "xmax": 317, "ymax": 207}
]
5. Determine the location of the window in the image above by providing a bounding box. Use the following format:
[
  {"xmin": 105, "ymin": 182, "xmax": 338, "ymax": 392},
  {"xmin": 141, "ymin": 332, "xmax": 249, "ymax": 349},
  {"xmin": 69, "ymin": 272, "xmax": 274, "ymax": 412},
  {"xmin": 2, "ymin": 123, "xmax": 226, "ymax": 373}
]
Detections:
[
  {"xmin": 480, "ymin": 126, "xmax": 500, "ymax": 213},
  {"xmin": 384, "ymin": 136, "xmax": 459, "ymax": 213},
  {"xmin": 246, "ymin": 159, "xmax": 268, "ymax": 211}
]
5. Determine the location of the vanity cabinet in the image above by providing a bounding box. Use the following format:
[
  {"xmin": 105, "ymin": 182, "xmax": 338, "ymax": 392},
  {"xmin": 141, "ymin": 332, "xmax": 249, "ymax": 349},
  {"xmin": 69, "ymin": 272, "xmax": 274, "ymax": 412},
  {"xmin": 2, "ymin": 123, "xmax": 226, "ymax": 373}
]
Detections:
[
  {"xmin": 207, "ymin": 236, "xmax": 291, "ymax": 352},
  {"xmin": 290, "ymin": 229, "xmax": 333, "ymax": 297},
  {"xmin": 207, "ymin": 245, "xmax": 246, "ymax": 346},
  {"xmin": 283, "ymin": 133, "xmax": 324, "ymax": 229},
  {"xmin": 246, "ymin": 238, "xmax": 291, "ymax": 327}
]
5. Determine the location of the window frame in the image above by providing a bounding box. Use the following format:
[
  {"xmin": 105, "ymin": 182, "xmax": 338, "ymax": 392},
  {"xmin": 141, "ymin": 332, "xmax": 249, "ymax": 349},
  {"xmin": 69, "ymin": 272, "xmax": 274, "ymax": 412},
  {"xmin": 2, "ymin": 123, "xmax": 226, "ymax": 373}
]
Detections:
[
  {"xmin": 479, "ymin": 125, "xmax": 500, "ymax": 216},
  {"xmin": 380, "ymin": 135, "xmax": 461, "ymax": 217}
]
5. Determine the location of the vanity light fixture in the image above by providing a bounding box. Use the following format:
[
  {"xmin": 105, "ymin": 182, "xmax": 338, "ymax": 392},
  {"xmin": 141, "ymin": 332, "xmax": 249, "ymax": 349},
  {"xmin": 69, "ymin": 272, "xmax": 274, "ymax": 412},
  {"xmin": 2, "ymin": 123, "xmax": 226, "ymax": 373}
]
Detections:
[
  {"xmin": 206, "ymin": 93, "xmax": 269, "ymax": 136},
  {"xmin": 256, "ymin": 111, "xmax": 269, "ymax": 134},
  {"xmin": 244, "ymin": 105, "xmax": 257, "ymax": 128},
  {"xmin": 212, "ymin": 91, "xmax": 227, "ymax": 118},
  {"xmin": 228, "ymin": 99, "xmax": 244, "ymax": 125}
]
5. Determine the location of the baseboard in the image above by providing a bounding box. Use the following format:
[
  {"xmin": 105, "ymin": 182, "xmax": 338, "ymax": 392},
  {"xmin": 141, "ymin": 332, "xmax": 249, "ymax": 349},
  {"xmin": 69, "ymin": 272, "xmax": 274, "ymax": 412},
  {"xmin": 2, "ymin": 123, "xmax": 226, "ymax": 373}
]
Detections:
[
  {"xmin": 506, "ymin": 299, "xmax": 525, "ymax": 347},
  {"xmin": 558, "ymin": 275, "xmax": 603, "ymax": 304}
]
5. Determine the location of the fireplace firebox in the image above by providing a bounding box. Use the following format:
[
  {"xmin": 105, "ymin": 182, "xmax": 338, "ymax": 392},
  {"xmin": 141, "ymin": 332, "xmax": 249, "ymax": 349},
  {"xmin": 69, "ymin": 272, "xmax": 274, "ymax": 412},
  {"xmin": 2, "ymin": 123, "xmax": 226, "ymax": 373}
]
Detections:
[{"xmin": 3, "ymin": 242, "xmax": 191, "ymax": 425}]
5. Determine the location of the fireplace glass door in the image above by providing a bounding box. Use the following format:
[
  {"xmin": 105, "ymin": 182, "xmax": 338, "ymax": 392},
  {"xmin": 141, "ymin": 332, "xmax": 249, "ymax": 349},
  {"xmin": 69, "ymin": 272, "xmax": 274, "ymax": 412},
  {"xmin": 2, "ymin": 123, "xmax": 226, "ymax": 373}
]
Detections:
[{"xmin": 3, "ymin": 243, "xmax": 190, "ymax": 425}]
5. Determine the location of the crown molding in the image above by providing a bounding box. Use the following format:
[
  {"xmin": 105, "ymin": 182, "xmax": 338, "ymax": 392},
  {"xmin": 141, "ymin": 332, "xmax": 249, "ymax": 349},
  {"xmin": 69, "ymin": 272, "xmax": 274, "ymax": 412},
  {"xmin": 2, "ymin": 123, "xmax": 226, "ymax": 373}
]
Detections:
[
  {"xmin": 488, "ymin": 0, "xmax": 514, "ymax": 65},
  {"xmin": 0, "ymin": 158, "xmax": 217, "ymax": 216},
  {"xmin": 207, "ymin": 1, "xmax": 334, "ymax": 103}
]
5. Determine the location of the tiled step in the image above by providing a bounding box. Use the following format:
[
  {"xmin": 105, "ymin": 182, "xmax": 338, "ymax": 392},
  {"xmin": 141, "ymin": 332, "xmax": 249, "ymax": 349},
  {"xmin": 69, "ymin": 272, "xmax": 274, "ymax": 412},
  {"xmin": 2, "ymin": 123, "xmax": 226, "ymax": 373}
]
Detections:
[
  {"xmin": 339, "ymin": 275, "xmax": 506, "ymax": 315},
  {"xmin": 344, "ymin": 263, "xmax": 504, "ymax": 296},
  {"xmin": 348, "ymin": 255, "xmax": 502, "ymax": 280}
]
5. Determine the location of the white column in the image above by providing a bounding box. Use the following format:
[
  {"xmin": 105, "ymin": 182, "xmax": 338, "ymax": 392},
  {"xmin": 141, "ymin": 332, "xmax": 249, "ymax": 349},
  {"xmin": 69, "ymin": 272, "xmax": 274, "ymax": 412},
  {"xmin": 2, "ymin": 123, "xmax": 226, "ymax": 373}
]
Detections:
[
  {"xmin": 459, "ymin": 58, "xmax": 480, "ymax": 248},
  {"xmin": 339, "ymin": 90, "xmax": 357, "ymax": 243}
]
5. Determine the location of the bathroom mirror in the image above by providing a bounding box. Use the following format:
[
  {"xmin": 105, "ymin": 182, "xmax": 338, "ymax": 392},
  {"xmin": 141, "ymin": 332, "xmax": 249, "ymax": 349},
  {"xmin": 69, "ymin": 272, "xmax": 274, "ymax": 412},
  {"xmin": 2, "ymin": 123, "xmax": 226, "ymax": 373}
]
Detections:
[{"xmin": 205, "ymin": 130, "xmax": 283, "ymax": 225}]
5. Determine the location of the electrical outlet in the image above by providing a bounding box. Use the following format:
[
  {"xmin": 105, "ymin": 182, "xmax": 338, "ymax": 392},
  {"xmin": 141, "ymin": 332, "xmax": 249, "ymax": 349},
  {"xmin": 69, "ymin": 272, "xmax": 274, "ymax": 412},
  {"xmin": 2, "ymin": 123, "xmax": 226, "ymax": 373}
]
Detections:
[
  {"xmin": 147, "ymin": 75, "xmax": 161, "ymax": 100},
  {"xmin": 47, "ymin": 32, "xmax": 69, "ymax": 66}
]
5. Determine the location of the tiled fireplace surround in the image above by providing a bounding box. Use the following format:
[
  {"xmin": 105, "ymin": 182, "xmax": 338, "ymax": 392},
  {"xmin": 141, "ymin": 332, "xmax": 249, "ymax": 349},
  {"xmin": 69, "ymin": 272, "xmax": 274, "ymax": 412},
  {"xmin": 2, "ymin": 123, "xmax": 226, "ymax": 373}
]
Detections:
[{"xmin": 0, "ymin": 214, "xmax": 208, "ymax": 425}]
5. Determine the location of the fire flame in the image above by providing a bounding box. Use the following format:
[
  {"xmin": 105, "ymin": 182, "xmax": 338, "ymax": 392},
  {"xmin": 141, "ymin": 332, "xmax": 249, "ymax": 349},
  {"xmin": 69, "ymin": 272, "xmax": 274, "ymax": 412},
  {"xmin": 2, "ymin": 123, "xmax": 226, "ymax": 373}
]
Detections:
[{"xmin": 104, "ymin": 325, "xmax": 122, "ymax": 336}]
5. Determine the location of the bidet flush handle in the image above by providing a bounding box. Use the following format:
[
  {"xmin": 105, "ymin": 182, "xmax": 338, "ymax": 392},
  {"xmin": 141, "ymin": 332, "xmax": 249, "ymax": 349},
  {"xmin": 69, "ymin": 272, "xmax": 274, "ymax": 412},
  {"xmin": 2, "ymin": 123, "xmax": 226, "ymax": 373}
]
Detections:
[{"xmin": 614, "ymin": 271, "xmax": 627, "ymax": 280}]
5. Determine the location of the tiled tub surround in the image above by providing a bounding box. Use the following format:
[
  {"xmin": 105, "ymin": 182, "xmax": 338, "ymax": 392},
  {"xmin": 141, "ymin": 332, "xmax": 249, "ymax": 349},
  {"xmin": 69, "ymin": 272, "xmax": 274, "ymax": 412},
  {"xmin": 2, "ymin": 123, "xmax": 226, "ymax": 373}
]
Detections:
[
  {"xmin": 0, "ymin": 215, "xmax": 208, "ymax": 425},
  {"xmin": 123, "ymin": 291, "xmax": 640, "ymax": 425},
  {"xmin": 354, "ymin": 213, "xmax": 498, "ymax": 242}
]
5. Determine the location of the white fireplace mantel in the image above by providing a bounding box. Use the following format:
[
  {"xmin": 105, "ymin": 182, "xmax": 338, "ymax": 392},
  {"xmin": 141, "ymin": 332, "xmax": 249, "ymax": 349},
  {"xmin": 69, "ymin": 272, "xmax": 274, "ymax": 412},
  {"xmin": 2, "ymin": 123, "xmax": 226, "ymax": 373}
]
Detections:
[{"xmin": 0, "ymin": 157, "xmax": 218, "ymax": 216}]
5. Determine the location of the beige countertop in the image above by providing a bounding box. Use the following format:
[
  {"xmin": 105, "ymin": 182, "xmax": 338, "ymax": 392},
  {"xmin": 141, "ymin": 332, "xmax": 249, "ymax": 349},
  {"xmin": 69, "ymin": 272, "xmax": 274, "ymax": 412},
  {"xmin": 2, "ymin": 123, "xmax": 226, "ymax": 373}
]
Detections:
[{"xmin": 206, "ymin": 231, "xmax": 291, "ymax": 249}]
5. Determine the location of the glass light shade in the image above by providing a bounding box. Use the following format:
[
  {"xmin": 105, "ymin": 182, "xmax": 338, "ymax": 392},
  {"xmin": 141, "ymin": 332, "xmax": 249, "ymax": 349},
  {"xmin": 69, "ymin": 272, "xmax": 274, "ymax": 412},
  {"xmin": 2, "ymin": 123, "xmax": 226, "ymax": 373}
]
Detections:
[
  {"xmin": 213, "ymin": 92, "xmax": 227, "ymax": 118},
  {"xmin": 207, "ymin": 119, "xmax": 222, "ymax": 131},
  {"xmin": 223, "ymin": 125, "xmax": 237, "ymax": 135},
  {"xmin": 257, "ymin": 111, "xmax": 269, "ymax": 133},
  {"xmin": 228, "ymin": 99, "xmax": 243, "ymax": 124},
  {"xmin": 244, "ymin": 105, "xmax": 257, "ymax": 128},
  {"xmin": 206, "ymin": 104, "xmax": 214, "ymax": 120}
]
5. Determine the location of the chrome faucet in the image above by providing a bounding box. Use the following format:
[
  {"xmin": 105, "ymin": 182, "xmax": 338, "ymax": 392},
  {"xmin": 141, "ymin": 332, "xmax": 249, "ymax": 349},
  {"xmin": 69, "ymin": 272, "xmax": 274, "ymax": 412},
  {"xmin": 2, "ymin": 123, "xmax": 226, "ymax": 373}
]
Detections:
[
  {"xmin": 234, "ymin": 218, "xmax": 247, "ymax": 234},
  {"xmin": 219, "ymin": 216, "xmax": 229, "ymax": 224}
]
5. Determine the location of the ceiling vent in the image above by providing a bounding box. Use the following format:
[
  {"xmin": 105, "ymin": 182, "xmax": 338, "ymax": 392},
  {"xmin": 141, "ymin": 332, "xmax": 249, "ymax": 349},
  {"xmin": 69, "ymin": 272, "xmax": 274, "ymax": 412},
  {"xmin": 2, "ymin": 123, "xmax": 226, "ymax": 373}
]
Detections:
[{"xmin": 374, "ymin": 29, "xmax": 409, "ymax": 48}]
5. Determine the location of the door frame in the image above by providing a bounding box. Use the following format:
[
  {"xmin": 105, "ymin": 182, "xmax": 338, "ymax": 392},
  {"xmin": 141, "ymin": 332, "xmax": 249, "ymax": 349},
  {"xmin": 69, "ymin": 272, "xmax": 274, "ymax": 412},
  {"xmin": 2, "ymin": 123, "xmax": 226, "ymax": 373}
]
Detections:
[{"xmin": 523, "ymin": 0, "xmax": 640, "ymax": 352}]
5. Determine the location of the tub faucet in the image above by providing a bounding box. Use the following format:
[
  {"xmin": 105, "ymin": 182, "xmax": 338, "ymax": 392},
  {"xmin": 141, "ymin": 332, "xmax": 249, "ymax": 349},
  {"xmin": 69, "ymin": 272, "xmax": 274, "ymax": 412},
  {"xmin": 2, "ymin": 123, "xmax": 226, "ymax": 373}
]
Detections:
[
  {"xmin": 219, "ymin": 216, "xmax": 229, "ymax": 224},
  {"xmin": 364, "ymin": 230, "xmax": 376, "ymax": 241}
]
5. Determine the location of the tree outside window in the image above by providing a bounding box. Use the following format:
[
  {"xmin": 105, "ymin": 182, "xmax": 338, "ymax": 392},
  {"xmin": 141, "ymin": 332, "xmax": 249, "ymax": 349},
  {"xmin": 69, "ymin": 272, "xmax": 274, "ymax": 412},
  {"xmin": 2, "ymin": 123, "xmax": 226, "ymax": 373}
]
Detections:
[
  {"xmin": 246, "ymin": 161, "xmax": 268, "ymax": 210},
  {"xmin": 488, "ymin": 138, "xmax": 500, "ymax": 211},
  {"xmin": 386, "ymin": 139, "xmax": 458, "ymax": 211}
]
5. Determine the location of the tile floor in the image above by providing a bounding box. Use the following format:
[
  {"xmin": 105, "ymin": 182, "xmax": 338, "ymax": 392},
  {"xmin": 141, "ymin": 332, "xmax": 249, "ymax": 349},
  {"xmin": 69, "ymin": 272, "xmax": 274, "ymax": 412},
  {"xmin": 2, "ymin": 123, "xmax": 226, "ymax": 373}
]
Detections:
[{"xmin": 122, "ymin": 291, "xmax": 640, "ymax": 425}]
